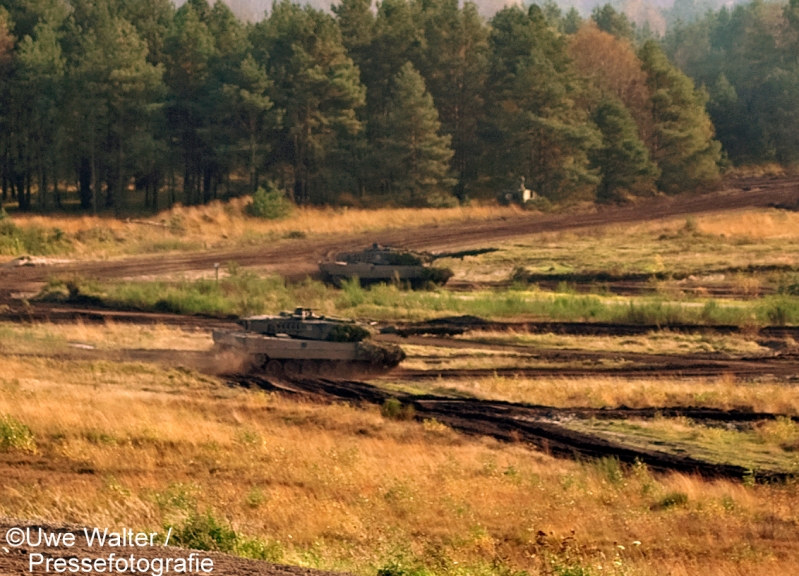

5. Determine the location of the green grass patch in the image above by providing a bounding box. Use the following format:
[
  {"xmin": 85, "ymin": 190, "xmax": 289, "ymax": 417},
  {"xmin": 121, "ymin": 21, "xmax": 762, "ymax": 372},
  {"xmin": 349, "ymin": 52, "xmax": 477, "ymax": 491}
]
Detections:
[
  {"xmin": 0, "ymin": 220, "xmax": 71, "ymax": 255},
  {"xmin": 566, "ymin": 417, "xmax": 799, "ymax": 474},
  {"xmin": 0, "ymin": 414, "xmax": 37, "ymax": 453},
  {"xmin": 40, "ymin": 271, "xmax": 799, "ymax": 327}
]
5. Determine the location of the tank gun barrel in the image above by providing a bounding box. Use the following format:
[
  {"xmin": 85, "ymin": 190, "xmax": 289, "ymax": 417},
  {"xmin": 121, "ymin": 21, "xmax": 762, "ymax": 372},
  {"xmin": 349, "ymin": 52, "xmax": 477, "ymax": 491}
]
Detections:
[{"xmin": 428, "ymin": 247, "xmax": 499, "ymax": 261}]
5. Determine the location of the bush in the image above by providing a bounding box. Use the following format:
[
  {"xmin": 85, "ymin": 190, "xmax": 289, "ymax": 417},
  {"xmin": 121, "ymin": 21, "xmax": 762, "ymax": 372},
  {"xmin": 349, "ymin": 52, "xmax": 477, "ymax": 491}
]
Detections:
[
  {"xmin": 0, "ymin": 415, "xmax": 37, "ymax": 453},
  {"xmin": 247, "ymin": 185, "xmax": 293, "ymax": 220},
  {"xmin": 0, "ymin": 220, "xmax": 70, "ymax": 255},
  {"xmin": 656, "ymin": 491, "xmax": 689, "ymax": 509},
  {"xmin": 236, "ymin": 537, "xmax": 283, "ymax": 562},
  {"xmin": 167, "ymin": 511, "xmax": 237, "ymax": 553},
  {"xmin": 594, "ymin": 456, "xmax": 624, "ymax": 485},
  {"xmin": 523, "ymin": 196, "xmax": 553, "ymax": 212},
  {"xmin": 381, "ymin": 398, "xmax": 415, "ymax": 421}
]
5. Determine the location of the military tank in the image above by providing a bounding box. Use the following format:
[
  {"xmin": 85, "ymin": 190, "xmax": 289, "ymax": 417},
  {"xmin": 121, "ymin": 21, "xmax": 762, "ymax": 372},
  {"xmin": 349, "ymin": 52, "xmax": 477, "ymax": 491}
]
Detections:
[
  {"xmin": 319, "ymin": 244, "xmax": 497, "ymax": 289},
  {"xmin": 212, "ymin": 307, "xmax": 405, "ymax": 377}
]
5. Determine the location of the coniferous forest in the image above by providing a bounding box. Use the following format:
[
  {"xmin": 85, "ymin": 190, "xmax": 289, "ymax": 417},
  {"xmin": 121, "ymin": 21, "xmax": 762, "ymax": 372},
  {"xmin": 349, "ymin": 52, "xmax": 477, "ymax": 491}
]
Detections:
[{"xmin": 0, "ymin": 0, "xmax": 796, "ymax": 213}]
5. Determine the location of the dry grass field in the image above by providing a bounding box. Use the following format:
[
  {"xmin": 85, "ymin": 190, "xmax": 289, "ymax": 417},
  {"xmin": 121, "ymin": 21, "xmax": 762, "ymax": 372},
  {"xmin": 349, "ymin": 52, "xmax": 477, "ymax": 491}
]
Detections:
[
  {"xmin": 2, "ymin": 198, "xmax": 514, "ymax": 259},
  {"xmin": 2, "ymin": 349, "xmax": 799, "ymax": 576},
  {"xmin": 6, "ymin": 196, "xmax": 799, "ymax": 576}
]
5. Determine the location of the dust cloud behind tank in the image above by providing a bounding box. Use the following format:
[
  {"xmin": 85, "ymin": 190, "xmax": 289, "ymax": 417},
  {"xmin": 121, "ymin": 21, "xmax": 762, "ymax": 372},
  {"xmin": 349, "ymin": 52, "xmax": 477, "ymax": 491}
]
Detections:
[
  {"xmin": 213, "ymin": 307, "xmax": 405, "ymax": 378},
  {"xmin": 319, "ymin": 243, "xmax": 497, "ymax": 289}
]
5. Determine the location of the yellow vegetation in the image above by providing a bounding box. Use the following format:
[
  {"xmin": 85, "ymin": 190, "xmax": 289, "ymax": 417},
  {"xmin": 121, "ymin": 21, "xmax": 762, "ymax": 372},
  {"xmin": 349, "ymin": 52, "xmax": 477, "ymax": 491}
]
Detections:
[
  {"xmin": 2, "ymin": 355, "xmax": 799, "ymax": 575},
  {"xmin": 400, "ymin": 372, "xmax": 799, "ymax": 415},
  {"xmin": 8, "ymin": 198, "xmax": 515, "ymax": 259}
]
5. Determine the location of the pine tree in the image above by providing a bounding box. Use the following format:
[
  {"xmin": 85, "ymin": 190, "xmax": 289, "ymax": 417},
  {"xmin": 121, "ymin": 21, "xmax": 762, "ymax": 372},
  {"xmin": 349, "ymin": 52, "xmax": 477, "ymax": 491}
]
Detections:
[
  {"xmin": 164, "ymin": 0, "xmax": 217, "ymax": 205},
  {"xmin": 14, "ymin": 21, "xmax": 65, "ymax": 211},
  {"xmin": 416, "ymin": 0, "xmax": 489, "ymax": 201},
  {"xmin": 220, "ymin": 54, "xmax": 275, "ymax": 192},
  {"xmin": 590, "ymin": 98, "xmax": 658, "ymax": 203},
  {"xmin": 562, "ymin": 8, "xmax": 583, "ymax": 35},
  {"xmin": 361, "ymin": 0, "xmax": 425, "ymax": 122},
  {"xmin": 251, "ymin": 0, "xmax": 365, "ymax": 204},
  {"xmin": 333, "ymin": 0, "xmax": 375, "ymax": 56},
  {"xmin": 484, "ymin": 5, "xmax": 600, "ymax": 201},
  {"xmin": 381, "ymin": 62, "xmax": 454, "ymax": 205},
  {"xmin": 639, "ymin": 40, "xmax": 721, "ymax": 194},
  {"xmin": 591, "ymin": 4, "xmax": 635, "ymax": 42}
]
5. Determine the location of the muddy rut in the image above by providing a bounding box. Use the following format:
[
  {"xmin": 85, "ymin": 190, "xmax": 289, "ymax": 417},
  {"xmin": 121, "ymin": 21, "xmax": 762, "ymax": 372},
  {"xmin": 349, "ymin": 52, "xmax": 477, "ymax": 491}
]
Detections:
[{"xmin": 230, "ymin": 374, "xmax": 794, "ymax": 482}]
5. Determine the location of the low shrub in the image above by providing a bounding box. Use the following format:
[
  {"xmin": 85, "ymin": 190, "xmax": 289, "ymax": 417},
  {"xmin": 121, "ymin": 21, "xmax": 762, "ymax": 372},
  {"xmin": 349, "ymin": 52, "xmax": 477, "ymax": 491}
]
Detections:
[
  {"xmin": 0, "ymin": 220, "xmax": 70, "ymax": 255},
  {"xmin": 167, "ymin": 511, "xmax": 237, "ymax": 553},
  {"xmin": 247, "ymin": 185, "xmax": 293, "ymax": 220},
  {"xmin": 655, "ymin": 491, "xmax": 689, "ymax": 509},
  {"xmin": 381, "ymin": 398, "xmax": 415, "ymax": 421},
  {"xmin": 0, "ymin": 415, "xmax": 37, "ymax": 453}
]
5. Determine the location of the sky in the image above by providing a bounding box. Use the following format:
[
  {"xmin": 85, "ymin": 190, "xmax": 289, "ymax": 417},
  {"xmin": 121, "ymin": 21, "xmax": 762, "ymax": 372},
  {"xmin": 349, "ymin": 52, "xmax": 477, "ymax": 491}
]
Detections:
[{"xmin": 173, "ymin": 0, "xmax": 746, "ymax": 29}]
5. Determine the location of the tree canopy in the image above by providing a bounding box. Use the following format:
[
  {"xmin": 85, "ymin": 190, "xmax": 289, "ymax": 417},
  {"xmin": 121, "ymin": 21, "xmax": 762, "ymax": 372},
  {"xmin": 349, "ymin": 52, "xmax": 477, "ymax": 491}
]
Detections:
[{"xmin": 2, "ymin": 0, "xmax": 781, "ymax": 214}]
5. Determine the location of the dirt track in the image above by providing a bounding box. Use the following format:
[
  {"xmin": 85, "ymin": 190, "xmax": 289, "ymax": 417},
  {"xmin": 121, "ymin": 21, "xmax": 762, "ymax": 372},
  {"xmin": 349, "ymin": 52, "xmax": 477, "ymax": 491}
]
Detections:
[
  {"xmin": 230, "ymin": 374, "xmax": 793, "ymax": 481},
  {"xmin": 0, "ymin": 519, "xmax": 347, "ymax": 576},
  {"xmin": 2, "ymin": 175, "xmax": 799, "ymax": 300}
]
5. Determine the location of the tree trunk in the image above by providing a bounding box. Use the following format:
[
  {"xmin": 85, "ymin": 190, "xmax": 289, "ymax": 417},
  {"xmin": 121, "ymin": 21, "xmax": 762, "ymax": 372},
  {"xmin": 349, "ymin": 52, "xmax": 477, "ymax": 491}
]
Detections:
[{"xmin": 152, "ymin": 176, "xmax": 159, "ymax": 212}]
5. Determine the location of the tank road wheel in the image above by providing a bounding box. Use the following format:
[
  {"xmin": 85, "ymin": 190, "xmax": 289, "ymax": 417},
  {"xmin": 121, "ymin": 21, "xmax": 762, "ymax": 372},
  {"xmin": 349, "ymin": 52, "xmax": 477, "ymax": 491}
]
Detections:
[
  {"xmin": 319, "ymin": 361, "xmax": 336, "ymax": 377},
  {"xmin": 301, "ymin": 360, "xmax": 320, "ymax": 377},
  {"xmin": 333, "ymin": 361, "xmax": 350, "ymax": 378},
  {"xmin": 283, "ymin": 361, "xmax": 301, "ymax": 378},
  {"xmin": 265, "ymin": 360, "xmax": 283, "ymax": 377}
]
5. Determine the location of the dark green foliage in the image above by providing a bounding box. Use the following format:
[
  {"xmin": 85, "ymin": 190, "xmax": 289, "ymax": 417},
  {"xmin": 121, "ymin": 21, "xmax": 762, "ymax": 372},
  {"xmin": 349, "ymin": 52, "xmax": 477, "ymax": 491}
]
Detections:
[
  {"xmin": 655, "ymin": 491, "xmax": 689, "ymax": 509},
  {"xmin": 591, "ymin": 4, "xmax": 635, "ymax": 41},
  {"xmin": 562, "ymin": 7, "xmax": 583, "ymax": 35},
  {"xmin": 380, "ymin": 398, "xmax": 416, "ymax": 421},
  {"xmin": 639, "ymin": 41, "xmax": 721, "ymax": 194},
  {"xmin": 483, "ymin": 6, "xmax": 601, "ymax": 201},
  {"xmin": 247, "ymin": 185, "xmax": 292, "ymax": 220},
  {"xmin": 326, "ymin": 323, "xmax": 371, "ymax": 343},
  {"xmin": 590, "ymin": 98, "xmax": 659, "ymax": 203},
  {"xmin": 379, "ymin": 62, "xmax": 455, "ymax": 205},
  {"xmin": 0, "ymin": 0, "xmax": 791, "ymax": 214},
  {"xmin": 664, "ymin": 1, "xmax": 799, "ymax": 165},
  {"xmin": 251, "ymin": 0, "xmax": 365, "ymax": 204}
]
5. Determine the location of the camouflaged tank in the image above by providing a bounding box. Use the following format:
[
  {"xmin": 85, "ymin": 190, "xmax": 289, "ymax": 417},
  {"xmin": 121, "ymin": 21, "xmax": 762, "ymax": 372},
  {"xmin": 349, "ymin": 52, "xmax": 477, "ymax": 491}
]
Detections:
[
  {"xmin": 213, "ymin": 307, "xmax": 405, "ymax": 377},
  {"xmin": 319, "ymin": 244, "xmax": 496, "ymax": 289}
]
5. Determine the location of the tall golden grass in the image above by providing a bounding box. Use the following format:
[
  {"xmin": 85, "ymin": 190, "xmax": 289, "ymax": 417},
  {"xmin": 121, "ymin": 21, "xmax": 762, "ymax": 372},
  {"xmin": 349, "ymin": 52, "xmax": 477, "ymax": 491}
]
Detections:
[
  {"xmin": 397, "ymin": 372, "xmax": 799, "ymax": 415},
  {"xmin": 0, "ymin": 320, "xmax": 212, "ymax": 354},
  {"xmin": 8, "ymin": 198, "xmax": 515, "ymax": 259},
  {"xmin": 2, "ymin": 354, "xmax": 799, "ymax": 575}
]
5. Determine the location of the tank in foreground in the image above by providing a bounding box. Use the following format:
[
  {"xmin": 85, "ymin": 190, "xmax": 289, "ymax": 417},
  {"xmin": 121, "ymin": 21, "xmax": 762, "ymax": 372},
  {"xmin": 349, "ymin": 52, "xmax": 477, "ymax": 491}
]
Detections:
[
  {"xmin": 212, "ymin": 307, "xmax": 405, "ymax": 377},
  {"xmin": 319, "ymin": 244, "xmax": 496, "ymax": 289}
]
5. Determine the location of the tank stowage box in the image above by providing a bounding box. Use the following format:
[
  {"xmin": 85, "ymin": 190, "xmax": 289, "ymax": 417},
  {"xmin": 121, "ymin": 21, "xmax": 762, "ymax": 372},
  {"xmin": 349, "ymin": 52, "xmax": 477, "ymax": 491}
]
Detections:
[{"xmin": 213, "ymin": 307, "xmax": 405, "ymax": 377}]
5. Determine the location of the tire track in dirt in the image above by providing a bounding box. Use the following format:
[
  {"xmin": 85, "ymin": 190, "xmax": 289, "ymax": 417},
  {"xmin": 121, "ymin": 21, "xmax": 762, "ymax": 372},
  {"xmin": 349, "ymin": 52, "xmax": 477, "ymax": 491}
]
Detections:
[
  {"xmin": 229, "ymin": 375, "xmax": 795, "ymax": 481},
  {"xmin": 6, "ymin": 305, "xmax": 799, "ymax": 380},
  {"xmin": 2, "ymin": 176, "xmax": 799, "ymax": 299}
]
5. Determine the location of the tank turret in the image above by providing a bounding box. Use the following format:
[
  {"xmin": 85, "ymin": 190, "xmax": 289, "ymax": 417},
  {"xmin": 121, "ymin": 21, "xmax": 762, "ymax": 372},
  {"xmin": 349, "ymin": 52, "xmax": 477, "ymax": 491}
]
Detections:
[{"xmin": 237, "ymin": 307, "xmax": 371, "ymax": 342}]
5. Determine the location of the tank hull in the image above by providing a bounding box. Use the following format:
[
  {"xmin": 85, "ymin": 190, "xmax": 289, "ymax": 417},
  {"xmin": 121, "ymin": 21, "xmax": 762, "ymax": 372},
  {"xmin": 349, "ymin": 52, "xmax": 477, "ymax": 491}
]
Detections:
[
  {"xmin": 214, "ymin": 330, "xmax": 362, "ymax": 360},
  {"xmin": 213, "ymin": 330, "xmax": 405, "ymax": 377},
  {"xmin": 319, "ymin": 262, "xmax": 453, "ymax": 287}
]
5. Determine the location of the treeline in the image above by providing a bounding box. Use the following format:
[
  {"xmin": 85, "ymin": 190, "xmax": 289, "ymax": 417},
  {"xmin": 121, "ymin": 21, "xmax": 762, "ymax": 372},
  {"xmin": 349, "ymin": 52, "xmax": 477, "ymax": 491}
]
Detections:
[
  {"xmin": 664, "ymin": 0, "xmax": 799, "ymax": 166},
  {"xmin": 0, "ymin": 0, "xmax": 722, "ymax": 212}
]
